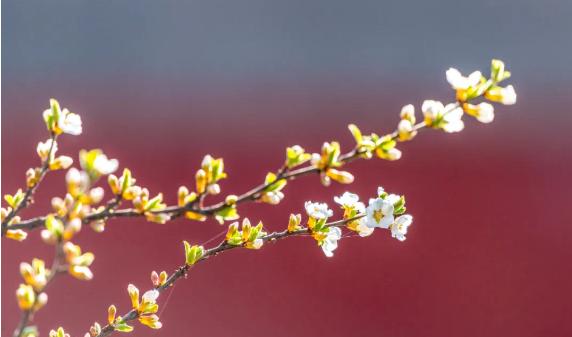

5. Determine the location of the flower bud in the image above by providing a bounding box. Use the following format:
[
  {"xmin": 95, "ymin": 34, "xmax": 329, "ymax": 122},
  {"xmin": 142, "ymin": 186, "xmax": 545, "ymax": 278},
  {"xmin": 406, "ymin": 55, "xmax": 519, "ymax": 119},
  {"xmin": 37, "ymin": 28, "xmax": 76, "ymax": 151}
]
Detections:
[
  {"xmin": 49, "ymin": 156, "xmax": 74, "ymax": 170},
  {"xmin": 184, "ymin": 211, "xmax": 207, "ymax": 221},
  {"xmin": 207, "ymin": 183, "xmax": 220, "ymax": 195},
  {"xmin": 139, "ymin": 314, "xmax": 162, "ymax": 329},
  {"xmin": 108, "ymin": 305, "xmax": 117, "ymax": 325},
  {"xmin": 63, "ymin": 218, "xmax": 82, "ymax": 241},
  {"xmin": 26, "ymin": 168, "xmax": 40, "ymax": 188},
  {"xmin": 159, "ymin": 271, "xmax": 168, "ymax": 286},
  {"xmin": 108, "ymin": 174, "xmax": 120, "ymax": 195},
  {"xmin": 397, "ymin": 119, "xmax": 417, "ymax": 141},
  {"xmin": 33, "ymin": 292, "xmax": 48, "ymax": 311},
  {"xmin": 6, "ymin": 229, "xmax": 28, "ymax": 241},
  {"xmin": 36, "ymin": 139, "xmax": 57, "ymax": 162},
  {"xmin": 260, "ymin": 191, "xmax": 283, "ymax": 205},
  {"xmin": 178, "ymin": 186, "xmax": 189, "ymax": 206},
  {"xmin": 90, "ymin": 220, "xmax": 106, "ymax": 233},
  {"xmin": 288, "ymin": 213, "xmax": 302, "ymax": 232},
  {"xmin": 69, "ymin": 265, "xmax": 93, "ymax": 281},
  {"xmin": 128, "ymin": 284, "xmax": 140, "ymax": 309},
  {"xmin": 145, "ymin": 212, "xmax": 170, "ymax": 224},
  {"xmin": 16, "ymin": 284, "xmax": 35, "ymax": 310},
  {"xmin": 326, "ymin": 169, "xmax": 354, "ymax": 184},
  {"xmin": 151, "ymin": 271, "xmax": 160, "ymax": 287},
  {"xmin": 225, "ymin": 194, "xmax": 238, "ymax": 205},
  {"xmin": 490, "ymin": 59, "xmax": 510, "ymax": 82},
  {"xmin": 400, "ymin": 104, "xmax": 416, "ymax": 123},
  {"xmin": 90, "ymin": 322, "xmax": 101, "ymax": 337},
  {"xmin": 195, "ymin": 169, "xmax": 207, "ymax": 194}
]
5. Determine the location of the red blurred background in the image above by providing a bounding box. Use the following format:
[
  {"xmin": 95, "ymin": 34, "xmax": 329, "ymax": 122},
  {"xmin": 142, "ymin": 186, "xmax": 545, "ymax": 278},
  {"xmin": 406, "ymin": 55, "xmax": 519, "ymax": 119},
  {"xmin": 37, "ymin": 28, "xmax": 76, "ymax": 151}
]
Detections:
[{"xmin": 3, "ymin": 1, "xmax": 572, "ymax": 336}]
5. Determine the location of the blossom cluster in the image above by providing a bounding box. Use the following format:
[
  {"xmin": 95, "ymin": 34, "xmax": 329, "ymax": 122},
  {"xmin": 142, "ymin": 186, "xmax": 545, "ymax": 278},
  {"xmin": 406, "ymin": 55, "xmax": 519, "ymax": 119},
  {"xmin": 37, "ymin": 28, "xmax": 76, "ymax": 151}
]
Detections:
[{"xmin": 304, "ymin": 186, "xmax": 412, "ymax": 257}]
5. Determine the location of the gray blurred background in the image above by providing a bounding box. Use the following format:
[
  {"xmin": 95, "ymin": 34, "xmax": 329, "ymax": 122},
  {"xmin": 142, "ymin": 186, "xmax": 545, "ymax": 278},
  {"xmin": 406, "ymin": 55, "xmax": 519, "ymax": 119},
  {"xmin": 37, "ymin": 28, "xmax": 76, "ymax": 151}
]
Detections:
[{"xmin": 4, "ymin": 0, "xmax": 572, "ymax": 83}]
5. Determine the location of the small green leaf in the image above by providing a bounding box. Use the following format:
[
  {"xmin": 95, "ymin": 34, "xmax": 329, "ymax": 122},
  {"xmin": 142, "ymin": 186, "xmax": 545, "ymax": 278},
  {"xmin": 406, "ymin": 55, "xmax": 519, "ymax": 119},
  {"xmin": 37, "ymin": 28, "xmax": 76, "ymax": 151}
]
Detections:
[
  {"xmin": 348, "ymin": 124, "xmax": 362, "ymax": 144},
  {"xmin": 214, "ymin": 206, "xmax": 239, "ymax": 224},
  {"xmin": 264, "ymin": 173, "xmax": 286, "ymax": 192},
  {"xmin": 144, "ymin": 194, "xmax": 163, "ymax": 212},
  {"xmin": 184, "ymin": 241, "xmax": 205, "ymax": 265},
  {"xmin": 21, "ymin": 326, "xmax": 38, "ymax": 337},
  {"xmin": 114, "ymin": 323, "xmax": 134, "ymax": 333},
  {"xmin": 121, "ymin": 169, "xmax": 132, "ymax": 194},
  {"xmin": 45, "ymin": 215, "xmax": 64, "ymax": 236}
]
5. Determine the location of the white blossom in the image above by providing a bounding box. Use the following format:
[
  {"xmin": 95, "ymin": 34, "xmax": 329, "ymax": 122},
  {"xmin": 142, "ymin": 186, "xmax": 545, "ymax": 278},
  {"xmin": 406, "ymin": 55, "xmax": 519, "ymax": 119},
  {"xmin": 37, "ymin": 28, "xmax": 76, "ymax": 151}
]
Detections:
[
  {"xmin": 334, "ymin": 192, "xmax": 365, "ymax": 213},
  {"xmin": 465, "ymin": 102, "xmax": 495, "ymax": 123},
  {"xmin": 391, "ymin": 215, "xmax": 413, "ymax": 241},
  {"xmin": 58, "ymin": 110, "xmax": 83, "ymax": 135},
  {"xmin": 497, "ymin": 85, "xmax": 517, "ymax": 105},
  {"xmin": 65, "ymin": 168, "xmax": 82, "ymax": 185},
  {"xmin": 377, "ymin": 186, "xmax": 400, "ymax": 204},
  {"xmin": 93, "ymin": 154, "xmax": 119, "ymax": 175},
  {"xmin": 446, "ymin": 68, "xmax": 482, "ymax": 90},
  {"xmin": 441, "ymin": 104, "xmax": 465, "ymax": 133},
  {"xmin": 305, "ymin": 201, "xmax": 333, "ymax": 220},
  {"xmin": 89, "ymin": 187, "xmax": 105, "ymax": 204},
  {"xmin": 142, "ymin": 289, "xmax": 159, "ymax": 304},
  {"xmin": 364, "ymin": 198, "xmax": 394, "ymax": 229},
  {"xmin": 355, "ymin": 218, "xmax": 375, "ymax": 237},
  {"xmin": 501, "ymin": 85, "xmax": 517, "ymax": 105},
  {"xmin": 250, "ymin": 238, "xmax": 263, "ymax": 250},
  {"xmin": 400, "ymin": 104, "xmax": 415, "ymax": 121},
  {"xmin": 310, "ymin": 153, "xmax": 321, "ymax": 166},
  {"xmin": 37, "ymin": 139, "xmax": 57, "ymax": 161},
  {"xmin": 65, "ymin": 168, "xmax": 90, "ymax": 192},
  {"xmin": 321, "ymin": 227, "xmax": 342, "ymax": 257},
  {"xmin": 261, "ymin": 191, "xmax": 284, "ymax": 205},
  {"xmin": 423, "ymin": 101, "xmax": 464, "ymax": 133},
  {"xmin": 422, "ymin": 100, "xmax": 445, "ymax": 121}
]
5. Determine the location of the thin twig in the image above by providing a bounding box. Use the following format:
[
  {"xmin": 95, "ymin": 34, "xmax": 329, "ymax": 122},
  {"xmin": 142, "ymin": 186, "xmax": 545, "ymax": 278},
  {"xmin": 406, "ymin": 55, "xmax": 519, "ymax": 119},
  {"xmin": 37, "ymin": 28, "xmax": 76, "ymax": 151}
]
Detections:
[
  {"xmin": 2, "ymin": 134, "xmax": 57, "ymax": 232},
  {"xmin": 13, "ymin": 242, "xmax": 67, "ymax": 337},
  {"xmin": 94, "ymin": 215, "xmax": 364, "ymax": 337},
  {"xmin": 2, "ymin": 122, "xmax": 401, "ymax": 234}
]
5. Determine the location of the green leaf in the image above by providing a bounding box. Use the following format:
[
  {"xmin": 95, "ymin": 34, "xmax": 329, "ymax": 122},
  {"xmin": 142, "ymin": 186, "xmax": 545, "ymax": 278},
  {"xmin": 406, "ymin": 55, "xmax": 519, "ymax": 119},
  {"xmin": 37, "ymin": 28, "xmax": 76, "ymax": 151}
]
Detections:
[
  {"xmin": 45, "ymin": 215, "xmax": 64, "ymax": 236},
  {"xmin": 393, "ymin": 196, "xmax": 405, "ymax": 209},
  {"xmin": 21, "ymin": 326, "xmax": 38, "ymax": 337},
  {"xmin": 214, "ymin": 206, "xmax": 239, "ymax": 224},
  {"xmin": 184, "ymin": 241, "xmax": 205, "ymax": 265},
  {"xmin": 144, "ymin": 194, "xmax": 163, "ymax": 211},
  {"xmin": 394, "ymin": 206, "xmax": 406, "ymax": 215},
  {"xmin": 114, "ymin": 323, "xmax": 134, "ymax": 333},
  {"xmin": 211, "ymin": 158, "xmax": 226, "ymax": 181},
  {"xmin": 264, "ymin": 173, "xmax": 286, "ymax": 192},
  {"xmin": 121, "ymin": 169, "xmax": 132, "ymax": 193},
  {"xmin": 50, "ymin": 99, "xmax": 61, "ymax": 124},
  {"xmin": 348, "ymin": 124, "xmax": 362, "ymax": 144}
]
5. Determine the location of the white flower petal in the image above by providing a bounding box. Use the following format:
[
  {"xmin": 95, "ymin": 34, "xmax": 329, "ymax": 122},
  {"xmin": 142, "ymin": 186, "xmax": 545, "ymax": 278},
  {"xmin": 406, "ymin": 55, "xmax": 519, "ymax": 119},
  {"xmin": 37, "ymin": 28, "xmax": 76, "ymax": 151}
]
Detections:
[
  {"xmin": 476, "ymin": 103, "xmax": 495, "ymax": 123},
  {"xmin": 502, "ymin": 85, "xmax": 517, "ymax": 105},
  {"xmin": 142, "ymin": 290, "xmax": 159, "ymax": 303}
]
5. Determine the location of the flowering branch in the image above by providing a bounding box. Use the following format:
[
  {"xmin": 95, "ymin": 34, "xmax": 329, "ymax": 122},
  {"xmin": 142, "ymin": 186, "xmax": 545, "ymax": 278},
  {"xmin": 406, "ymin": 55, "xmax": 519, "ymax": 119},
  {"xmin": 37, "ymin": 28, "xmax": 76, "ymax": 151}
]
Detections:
[
  {"xmin": 86, "ymin": 181, "xmax": 415, "ymax": 337},
  {"xmin": 13, "ymin": 242, "xmax": 67, "ymax": 337},
  {"xmin": 2, "ymin": 99, "xmax": 83, "ymax": 239},
  {"xmin": 3, "ymin": 59, "xmax": 518, "ymax": 337},
  {"xmin": 3, "ymin": 61, "xmax": 514, "ymax": 235},
  {"xmin": 91, "ymin": 213, "xmax": 367, "ymax": 337},
  {"xmin": 2, "ymin": 133, "xmax": 57, "ymax": 240}
]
